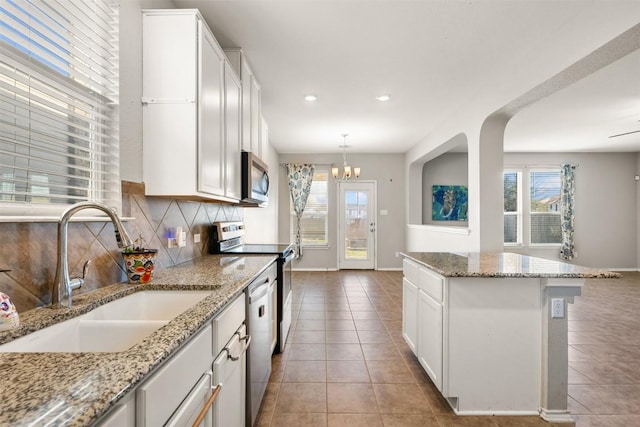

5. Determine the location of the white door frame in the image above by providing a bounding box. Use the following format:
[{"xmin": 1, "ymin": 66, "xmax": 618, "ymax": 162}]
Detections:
[{"xmin": 337, "ymin": 180, "xmax": 377, "ymax": 270}]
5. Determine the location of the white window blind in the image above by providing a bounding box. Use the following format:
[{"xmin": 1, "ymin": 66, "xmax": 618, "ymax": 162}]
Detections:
[
  {"xmin": 290, "ymin": 169, "xmax": 328, "ymax": 246},
  {"xmin": 0, "ymin": 0, "xmax": 120, "ymax": 217},
  {"xmin": 529, "ymin": 170, "xmax": 561, "ymax": 244}
]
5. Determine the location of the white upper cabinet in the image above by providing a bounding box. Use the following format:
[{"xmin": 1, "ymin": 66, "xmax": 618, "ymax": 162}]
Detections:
[
  {"xmin": 224, "ymin": 60, "xmax": 242, "ymax": 200},
  {"xmin": 142, "ymin": 9, "xmax": 241, "ymax": 202},
  {"xmin": 225, "ymin": 49, "xmax": 268, "ymax": 165}
]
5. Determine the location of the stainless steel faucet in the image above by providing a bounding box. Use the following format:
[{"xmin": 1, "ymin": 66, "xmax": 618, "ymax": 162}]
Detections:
[{"xmin": 52, "ymin": 201, "xmax": 133, "ymax": 309}]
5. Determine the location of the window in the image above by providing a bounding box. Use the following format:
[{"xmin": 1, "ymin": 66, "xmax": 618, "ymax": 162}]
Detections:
[
  {"xmin": 503, "ymin": 170, "xmax": 522, "ymax": 245},
  {"xmin": 503, "ymin": 167, "xmax": 561, "ymax": 246},
  {"xmin": 290, "ymin": 168, "xmax": 328, "ymax": 246},
  {"xmin": 529, "ymin": 169, "xmax": 562, "ymax": 244},
  {"xmin": 0, "ymin": 0, "xmax": 120, "ymax": 216}
]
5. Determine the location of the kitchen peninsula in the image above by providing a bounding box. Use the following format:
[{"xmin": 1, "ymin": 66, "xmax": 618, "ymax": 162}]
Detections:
[{"xmin": 401, "ymin": 251, "xmax": 620, "ymax": 423}]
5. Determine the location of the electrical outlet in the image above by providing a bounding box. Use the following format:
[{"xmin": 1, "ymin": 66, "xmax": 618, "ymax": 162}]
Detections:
[
  {"xmin": 395, "ymin": 251, "xmax": 400, "ymax": 258},
  {"xmin": 194, "ymin": 233, "xmax": 201, "ymax": 243},
  {"xmin": 551, "ymin": 298, "xmax": 564, "ymax": 318}
]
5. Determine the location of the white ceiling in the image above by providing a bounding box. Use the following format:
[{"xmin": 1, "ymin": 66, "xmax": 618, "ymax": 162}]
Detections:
[{"xmin": 172, "ymin": 0, "xmax": 640, "ymax": 154}]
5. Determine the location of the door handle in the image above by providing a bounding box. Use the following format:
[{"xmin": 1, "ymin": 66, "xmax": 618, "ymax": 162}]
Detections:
[{"xmin": 370, "ymin": 228, "xmax": 375, "ymax": 232}]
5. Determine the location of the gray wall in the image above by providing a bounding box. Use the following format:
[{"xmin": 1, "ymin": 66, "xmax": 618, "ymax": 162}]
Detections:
[
  {"xmin": 418, "ymin": 151, "xmax": 639, "ymax": 269},
  {"xmin": 278, "ymin": 153, "xmax": 405, "ymax": 270},
  {"xmin": 422, "ymin": 153, "xmax": 469, "ymax": 226},
  {"xmin": 505, "ymin": 152, "xmax": 638, "ymax": 269}
]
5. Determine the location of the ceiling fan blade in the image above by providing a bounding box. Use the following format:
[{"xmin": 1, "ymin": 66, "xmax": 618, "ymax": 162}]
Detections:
[{"xmin": 608, "ymin": 129, "xmax": 640, "ymax": 138}]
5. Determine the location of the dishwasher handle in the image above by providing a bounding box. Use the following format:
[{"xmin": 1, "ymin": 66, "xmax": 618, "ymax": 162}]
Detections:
[{"xmin": 248, "ymin": 278, "xmax": 270, "ymax": 303}]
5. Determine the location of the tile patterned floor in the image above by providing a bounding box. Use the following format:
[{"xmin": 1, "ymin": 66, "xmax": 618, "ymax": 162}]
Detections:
[{"xmin": 255, "ymin": 270, "xmax": 640, "ymax": 427}]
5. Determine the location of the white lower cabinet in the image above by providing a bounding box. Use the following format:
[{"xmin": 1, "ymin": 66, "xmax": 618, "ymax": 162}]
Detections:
[
  {"xmin": 402, "ymin": 277, "xmax": 418, "ymax": 354},
  {"xmin": 417, "ymin": 289, "xmax": 443, "ymax": 391},
  {"xmin": 402, "ymin": 259, "xmax": 445, "ymax": 392},
  {"xmin": 166, "ymin": 372, "xmax": 214, "ymax": 427},
  {"xmin": 126, "ymin": 293, "xmax": 247, "ymax": 427},
  {"xmin": 213, "ymin": 325, "xmax": 247, "ymax": 427},
  {"xmin": 136, "ymin": 324, "xmax": 214, "ymax": 426}
]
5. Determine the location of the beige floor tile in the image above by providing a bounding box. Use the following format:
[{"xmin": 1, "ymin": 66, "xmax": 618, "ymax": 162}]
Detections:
[
  {"xmin": 570, "ymin": 361, "xmax": 636, "ymax": 385},
  {"xmin": 328, "ymin": 413, "xmax": 383, "ymax": 427},
  {"xmin": 493, "ymin": 416, "xmax": 563, "ymax": 426},
  {"xmin": 327, "ymin": 383, "xmax": 379, "ymax": 413},
  {"xmin": 325, "ymin": 311, "xmax": 352, "ymax": 320},
  {"xmin": 291, "ymin": 330, "xmax": 326, "ymax": 344},
  {"xmin": 327, "ymin": 343, "xmax": 364, "ymax": 360},
  {"xmin": 296, "ymin": 319, "xmax": 326, "ymax": 331},
  {"xmin": 569, "ymin": 384, "xmax": 640, "ymax": 414},
  {"xmin": 380, "ymin": 413, "xmax": 440, "ymax": 427},
  {"xmin": 326, "ymin": 360, "xmax": 370, "ymax": 383},
  {"xmin": 366, "ymin": 360, "xmax": 415, "ymax": 383},
  {"xmin": 372, "ymin": 383, "xmax": 431, "ymax": 413},
  {"xmin": 326, "ymin": 329, "xmax": 360, "ymax": 344},
  {"xmin": 435, "ymin": 415, "xmax": 498, "ymax": 426},
  {"xmin": 351, "ymin": 311, "xmax": 380, "ymax": 320},
  {"xmin": 297, "ymin": 311, "xmax": 326, "ymax": 320},
  {"xmin": 283, "ymin": 361, "xmax": 326, "ymax": 382},
  {"xmin": 354, "ymin": 319, "xmax": 386, "ymax": 330},
  {"xmin": 288, "ymin": 343, "xmax": 327, "ymax": 361},
  {"xmin": 300, "ymin": 303, "xmax": 326, "ymax": 311},
  {"xmin": 361, "ymin": 343, "xmax": 403, "ymax": 361},
  {"xmin": 326, "ymin": 319, "xmax": 356, "ymax": 330},
  {"xmin": 357, "ymin": 329, "xmax": 391, "ymax": 344},
  {"xmin": 274, "ymin": 383, "xmax": 327, "ymax": 413},
  {"xmin": 270, "ymin": 412, "xmax": 327, "ymax": 426}
]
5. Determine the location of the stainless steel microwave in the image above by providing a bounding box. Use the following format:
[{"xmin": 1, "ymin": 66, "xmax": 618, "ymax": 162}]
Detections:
[{"xmin": 241, "ymin": 151, "xmax": 269, "ymax": 205}]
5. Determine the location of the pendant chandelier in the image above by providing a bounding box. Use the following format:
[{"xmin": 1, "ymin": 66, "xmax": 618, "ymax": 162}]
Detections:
[{"xmin": 332, "ymin": 133, "xmax": 360, "ymax": 181}]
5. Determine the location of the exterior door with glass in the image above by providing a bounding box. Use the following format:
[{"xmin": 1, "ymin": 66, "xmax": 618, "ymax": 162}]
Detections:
[{"xmin": 338, "ymin": 181, "xmax": 376, "ymax": 269}]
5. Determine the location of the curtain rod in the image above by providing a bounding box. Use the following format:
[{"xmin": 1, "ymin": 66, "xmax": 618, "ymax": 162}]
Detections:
[{"xmin": 280, "ymin": 163, "xmax": 334, "ymax": 167}]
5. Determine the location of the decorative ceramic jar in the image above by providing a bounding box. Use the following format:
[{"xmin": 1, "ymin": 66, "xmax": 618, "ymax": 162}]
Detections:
[
  {"xmin": 121, "ymin": 249, "xmax": 158, "ymax": 284},
  {"xmin": 0, "ymin": 292, "xmax": 19, "ymax": 331}
]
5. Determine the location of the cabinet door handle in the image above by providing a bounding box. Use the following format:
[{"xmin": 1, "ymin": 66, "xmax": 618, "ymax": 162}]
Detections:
[
  {"xmin": 227, "ymin": 335, "xmax": 251, "ymax": 361},
  {"xmin": 192, "ymin": 383, "xmax": 222, "ymax": 427}
]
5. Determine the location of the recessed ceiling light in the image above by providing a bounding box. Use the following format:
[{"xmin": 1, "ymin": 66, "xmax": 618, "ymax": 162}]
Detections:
[
  {"xmin": 376, "ymin": 95, "xmax": 390, "ymax": 102},
  {"xmin": 304, "ymin": 95, "xmax": 317, "ymax": 101}
]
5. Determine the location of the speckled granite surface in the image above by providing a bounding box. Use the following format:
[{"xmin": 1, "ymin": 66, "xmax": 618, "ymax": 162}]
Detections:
[
  {"xmin": 401, "ymin": 252, "xmax": 622, "ymax": 278},
  {"xmin": 0, "ymin": 254, "xmax": 276, "ymax": 427}
]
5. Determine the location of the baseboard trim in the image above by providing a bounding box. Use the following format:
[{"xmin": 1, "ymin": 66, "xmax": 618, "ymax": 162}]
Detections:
[
  {"xmin": 539, "ymin": 408, "xmax": 574, "ymax": 423},
  {"xmin": 292, "ymin": 268, "xmax": 339, "ymax": 272},
  {"xmin": 376, "ymin": 268, "xmax": 403, "ymax": 271}
]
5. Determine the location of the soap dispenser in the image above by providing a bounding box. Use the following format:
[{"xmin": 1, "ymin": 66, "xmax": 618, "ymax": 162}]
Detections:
[{"xmin": 0, "ymin": 292, "xmax": 20, "ymax": 331}]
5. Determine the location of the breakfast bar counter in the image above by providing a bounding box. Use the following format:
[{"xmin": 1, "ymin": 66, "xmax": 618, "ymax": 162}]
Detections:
[{"xmin": 400, "ymin": 251, "xmax": 619, "ymax": 423}]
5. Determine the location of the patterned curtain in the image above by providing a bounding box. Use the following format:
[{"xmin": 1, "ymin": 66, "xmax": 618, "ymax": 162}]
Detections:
[
  {"xmin": 560, "ymin": 164, "xmax": 577, "ymax": 260},
  {"xmin": 286, "ymin": 164, "xmax": 315, "ymax": 257}
]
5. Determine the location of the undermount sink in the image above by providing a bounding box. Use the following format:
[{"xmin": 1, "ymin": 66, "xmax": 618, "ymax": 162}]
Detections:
[
  {"xmin": 81, "ymin": 290, "xmax": 213, "ymax": 321},
  {"xmin": 0, "ymin": 290, "xmax": 212, "ymax": 353}
]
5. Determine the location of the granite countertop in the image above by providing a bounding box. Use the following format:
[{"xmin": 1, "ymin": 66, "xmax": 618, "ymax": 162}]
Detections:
[
  {"xmin": 0, "ymin": 254, "xmax": 276, "ymax": 427},
  {"xmin": 401, "ymin": 251, "xmax": 621, "ymax": 279}
]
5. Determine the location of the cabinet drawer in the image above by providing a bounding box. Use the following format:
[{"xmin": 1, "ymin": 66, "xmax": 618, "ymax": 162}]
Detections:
[
  {"xmin": 165, "ymin": 372, "xmax": 213, "ymax": 427},
  {"xmin": 136, "ymin": 324, "xmax": 213, "ymax": 426},
  {"xmin": 213, "ymin": 293, "xmax": 245, "ymax": 355},
  {"xmin": 419, "ymin": 267, "xmax": 444, "ymax": 303},
  {"xmin": 403, "ymin": 258, "xmax": 419, "ymax": 284}
]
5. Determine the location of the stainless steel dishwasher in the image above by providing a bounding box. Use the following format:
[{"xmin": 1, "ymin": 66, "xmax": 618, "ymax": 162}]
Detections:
[{"xmin": 245, "ymin": 263, "xmax": 275, "ymax": 426}]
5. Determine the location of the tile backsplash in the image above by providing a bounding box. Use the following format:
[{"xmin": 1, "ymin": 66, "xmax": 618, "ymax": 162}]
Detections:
[{"xmin": 0, "ymin": 183, "xmax": 242, "ymax": 313}]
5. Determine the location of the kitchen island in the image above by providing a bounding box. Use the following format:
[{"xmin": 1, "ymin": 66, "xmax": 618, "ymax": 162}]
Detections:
[
  {"xmin": 0, "ymin": 254, "xmax": 276, "ymax": 426},
  {"xmin": 400, "ymin": 251, "xmax": 620, "ymax": 423}
]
